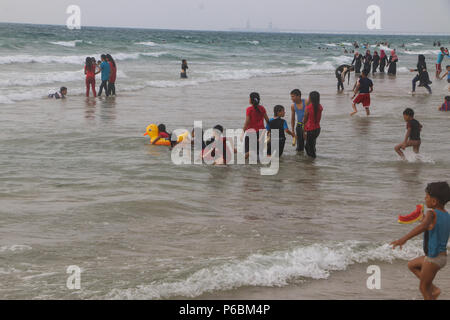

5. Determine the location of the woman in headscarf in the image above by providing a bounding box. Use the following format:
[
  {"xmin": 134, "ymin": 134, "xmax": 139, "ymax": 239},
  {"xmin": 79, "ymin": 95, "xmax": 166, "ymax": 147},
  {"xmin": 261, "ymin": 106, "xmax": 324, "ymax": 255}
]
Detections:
[
  {"xmin": 351, "ymin": 51, "xmax": 363, "ymax": 73},
  {"xmin": 379, "ymin": 50, "xmax": 388, "ymax": 73},
  {"xmin": 363, "ymin": 50, "xmax": 372, "ymax": 74},
  {"xmin": 372, "ymin": 51, "xmax": 380, "ymax": 74},
  {"xmin": 387, "ymin": 50, "xmax": 398, "ymax": 75},
  {"xmin": 411, "ymin": 54, "xmax": 432, "ymax": 94}
]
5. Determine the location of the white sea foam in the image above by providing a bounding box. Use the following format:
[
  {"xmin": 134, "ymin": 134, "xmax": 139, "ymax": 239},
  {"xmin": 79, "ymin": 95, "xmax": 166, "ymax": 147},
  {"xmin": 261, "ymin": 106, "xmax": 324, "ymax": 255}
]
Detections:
[
  {"xmin": 0, "ymin": 245, "xmax": 32, "ymax": 253},
  {"xmin": 106, "ymin": 240, "xmax": 423, "ymax": 299},
  {"xmin": 136, "ymin": 41, "xmax": 157, "ymax": 47},
  {"xmin": 402, "ymin": 49, "xmax": 441, "ymax": 55},
  {"xmin": 0, "ymin": 52, "xmax": 168, "ymax": 65},
  {"xmin": 49, "ymin": 40, "xmax": 83, "ymax": 47}
]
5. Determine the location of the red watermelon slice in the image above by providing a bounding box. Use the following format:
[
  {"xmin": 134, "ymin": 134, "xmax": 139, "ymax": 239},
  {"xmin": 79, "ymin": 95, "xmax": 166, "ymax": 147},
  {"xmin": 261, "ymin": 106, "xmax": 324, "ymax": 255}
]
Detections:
[{"xmin": 398, "ymin": 204, "xmax": 424, "ymax": 224}]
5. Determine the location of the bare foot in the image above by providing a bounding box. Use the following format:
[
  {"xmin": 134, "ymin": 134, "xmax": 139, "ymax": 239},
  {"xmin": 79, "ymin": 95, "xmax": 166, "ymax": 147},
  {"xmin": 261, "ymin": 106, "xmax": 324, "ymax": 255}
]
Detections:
[
  {"xmin": 350, "ymin": 111, "xmax": 357, "ymax": 116},
  {"xmin": 432, "ymin": 286, "xmax": 441, "ymax": 300}
]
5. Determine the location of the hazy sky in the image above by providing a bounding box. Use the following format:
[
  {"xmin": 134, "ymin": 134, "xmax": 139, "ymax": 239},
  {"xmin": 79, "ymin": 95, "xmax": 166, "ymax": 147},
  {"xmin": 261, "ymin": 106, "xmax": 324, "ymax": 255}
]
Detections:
[{"xmin": 0, "ymin": 0, "xmax": 449, "ymax": 34}]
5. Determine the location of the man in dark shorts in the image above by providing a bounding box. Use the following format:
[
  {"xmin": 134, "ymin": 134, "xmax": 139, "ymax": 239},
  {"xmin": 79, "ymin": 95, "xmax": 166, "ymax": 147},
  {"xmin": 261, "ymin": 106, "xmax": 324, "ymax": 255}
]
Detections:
[
  {"xmin": 335, "ymin": 64, "xmax": 354, "ymax": 92},
  {"xmin": 351, "ymin": 71, "xmax": 373, "ymax": 116}
]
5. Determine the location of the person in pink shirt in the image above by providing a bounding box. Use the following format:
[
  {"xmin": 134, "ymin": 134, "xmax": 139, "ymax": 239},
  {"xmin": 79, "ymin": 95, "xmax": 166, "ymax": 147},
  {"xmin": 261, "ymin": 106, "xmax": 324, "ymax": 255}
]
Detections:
[
  {"xmin": 84, "ymin": 57, "xmax": 99, "ymax": 97},
  {"xmin": 106, "ymin": 54, "xmax": 117, "ymax": 96},
  {"xmin": 242, "ymin": 92, "xmax": 269, "ymax": 160},
  {"xmin": 302, "ymin": 91, "xmax": 323, "ymax": 158}
]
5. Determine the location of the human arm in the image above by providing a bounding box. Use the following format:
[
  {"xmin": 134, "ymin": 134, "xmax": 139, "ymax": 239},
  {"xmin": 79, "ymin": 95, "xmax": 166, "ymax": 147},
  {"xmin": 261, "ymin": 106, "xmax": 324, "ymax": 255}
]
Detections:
[
  {"xmin": 152, "ymin": 135, "xmax": 162, "ymax": 145},
  {"xmin": 440, "ymin": 71, "xmax": 448, "ymax": 80},
  {"xmin": 352, "ymin": 82, "xmax": 360, "ymax": 98},
  {"xmin": 302, "ymin": 109, "xmax": 309, "ymax": 140},
  {"xmin": 391, "ymin": 210, "xmax": 435, "ymax": 249},
  {"xmin": 401, "ymin": 128, "xmax": 411, "ymax": 148},
  {"xmin": 369, "ymin": 84, "xmax": 373, "ymax": 94},
  {"xmin": 291, "ymin": 104, "xmax": 296, "ymax": 134}
]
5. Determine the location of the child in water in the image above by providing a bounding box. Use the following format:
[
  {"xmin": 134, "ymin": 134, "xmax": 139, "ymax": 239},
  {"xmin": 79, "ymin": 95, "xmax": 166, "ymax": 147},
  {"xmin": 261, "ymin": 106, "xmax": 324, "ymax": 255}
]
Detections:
[
  {"xmin": 394, "ymin": 108, "xmax": 422, "ymax": 160},
  {"xmin": 440, "ymin": 65, "xmax": 450, "ymax": 91},
  {"xmin": 266, "ymin": 105, "xmax": 295, "ymax": 157},
  {"xmin": 152, "ymin": 124, "xmax": 171, "ymax": 145},
  {"xmin": 438, "ymin": 96, "xmax": 450, "ymax": 111},
  {"xmin": 181, "ymin": 59, "xmax": 188, "ymax": 79},
  {"xmin": 48, "ymin": 87, "xmax": 67, "ymax": 99},
  {"xmin": 391, "ymin": 182, "xmax": 450, "ymax": 300},
  {"xmin": 202, "ymin": 125, "xmax": 235, "ymax": 165},
  {"xmin": 351, "ymin": 71, "xmax": 373, "ymax": 116}
]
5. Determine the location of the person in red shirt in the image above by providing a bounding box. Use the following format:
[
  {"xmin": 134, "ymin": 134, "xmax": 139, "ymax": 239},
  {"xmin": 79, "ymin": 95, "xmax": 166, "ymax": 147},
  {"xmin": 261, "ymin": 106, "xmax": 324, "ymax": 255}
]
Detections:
[
  {"xmin": 152, "ymin": 124, "xmax": 171, "ymax": 145},
  {"xmin": 242, "ymin": 92, "xmax": 269, "ymax": 160},
  {"xmin": 106, "ymin": 54, "xmax": 117, "ymax": 96},
  {"xmin": 84, "ymin": 57, "xmax": 99, "ymax": 97},
  {"xmin": 303, "ymin": 91, "xmax": 323, "ymax": 158}
]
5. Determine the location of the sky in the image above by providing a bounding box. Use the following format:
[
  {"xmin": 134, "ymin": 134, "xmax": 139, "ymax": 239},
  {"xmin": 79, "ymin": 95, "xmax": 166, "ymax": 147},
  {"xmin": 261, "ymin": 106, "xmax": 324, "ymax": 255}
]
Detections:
[{"xmin": 0, "ymin": 0, "xmax": 449, "ymax": 34}]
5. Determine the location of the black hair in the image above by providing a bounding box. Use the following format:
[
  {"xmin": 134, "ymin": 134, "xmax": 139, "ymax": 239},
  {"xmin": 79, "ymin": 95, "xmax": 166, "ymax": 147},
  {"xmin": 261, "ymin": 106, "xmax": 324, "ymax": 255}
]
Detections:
[
  {"xmin": 101, "ymin": 54, "xmax": 107, "ymax": 60},
  {"xmin": 158, "ymin": 124, "xmax": 167, "ymax": 133},
  {"xmin": 403, "ymin": 108, "xmax": 414, "ymax": 117},
  {"xmin": 362, "ymin": 70, "xmax": 369, "ymax": 76},
  {"xmin": 445, "ymin": 96, "xmax": 450, "ymax": 102},
  {"xmin": 85, "ymin": 57, "xmax": 94, "ymax": 73},
  {"xmin": 60, "ymin": 87, "xmax": 67, "ymax": 92},
  {"xmin": 426, "ymin": 182, "xmax": 450, "ymax": 206},
  {"xmin": 250, "ymin": 92, "xmax": 261, "ymax": 113},
  {"xmin": 309, "ymin": 91, "xmax": 320, "ymax": 122},
  {"xmin": 290, "ymin": 89, "xmax": 301, "ymax": 97},
  {"xmin": 274, "ymin": 105, "xmax": 284, "ymax": 116},
  {"xmin": 106, "ymin": 54, "xmax": 116, "ymax": 68},
  {"xmin": 213, "ymin": 125, "xmax": 224, "ymax": 133},
  {"xmin": 446, "ymin": 65, "xmax": 450, "ymax": 69}
]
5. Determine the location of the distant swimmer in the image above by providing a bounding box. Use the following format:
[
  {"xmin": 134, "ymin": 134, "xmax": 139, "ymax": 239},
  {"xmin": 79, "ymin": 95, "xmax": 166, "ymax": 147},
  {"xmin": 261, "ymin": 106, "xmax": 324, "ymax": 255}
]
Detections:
[
  {"xmin": 352, "ymin": 51, "xmax": 363, "ymax": 73},
  {"xmin": 335, "ymin": 64, "xmax": 355, "ymax": 92},
  {"xmin": 48, "ymin": 87, "xmax": 67, "ymax": 99},
  {"xmin": 379, "ymin": 50, "xmax": 388, "ymax": 73},
  {"xmin": 436, "ymin": 47, "xmax": 449, "ymax": 78},
  {"xmin": 387, "ymin": 50, "xmax": 399, "ymax": 76},
  {"xmin": 181, "ymin": 59, "xmax": 188, "ymax": 79},
  {"xmin": 411, "ymin": 55, "xmax": 432, "ymax": 94}
]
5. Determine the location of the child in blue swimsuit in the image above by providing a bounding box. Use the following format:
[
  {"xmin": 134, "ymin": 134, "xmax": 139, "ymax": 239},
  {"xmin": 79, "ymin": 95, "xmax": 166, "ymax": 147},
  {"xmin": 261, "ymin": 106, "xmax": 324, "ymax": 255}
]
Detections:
[{"xmin": 391, "ymin": 182, "xmax": 450, "ymax": 300}]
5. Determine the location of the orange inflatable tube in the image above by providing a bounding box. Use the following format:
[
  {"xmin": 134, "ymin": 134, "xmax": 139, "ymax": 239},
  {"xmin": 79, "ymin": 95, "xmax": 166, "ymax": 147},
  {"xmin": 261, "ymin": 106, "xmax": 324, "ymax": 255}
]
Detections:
[{"xmin": 398, "ymin": 204, "xmax": 424, "ymax": 224}]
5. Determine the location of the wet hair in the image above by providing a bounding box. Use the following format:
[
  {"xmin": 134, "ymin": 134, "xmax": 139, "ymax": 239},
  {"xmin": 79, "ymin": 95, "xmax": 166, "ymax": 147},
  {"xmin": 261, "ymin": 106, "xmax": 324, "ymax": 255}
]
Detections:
[
  {"xmin": 425, "ymin": 182, "xmax": 450, "ymax": 206},
  {"xmin": 309, "ymin": 91, "xmax": 320, "ymax": 122},
  {"xmin": 213, "ymin": 124, "xmax": 224, "ymax": 133},
  {"xmin": 290, "ymin": 89, "xmax": 301, "ymax": 97},
  {"xmin": 158, "ymin": 124, "xmax": 167, "ymax": 133},
  {"xmin": 101, "ymin": 54, "xmax": 107, "ymax": 61},
  {"xmin": 445, "ymin": 96, "xmax": 450, "ymax": 102},
  {"xmin": 106, "ymin": 54, "xmax": 116, "ymax": 68},
  {"xmin": 85, "ymin": 57, "xmax": 94, "ymax": 72},
  {"xmin": 60, "ymin": 87, "xmax": 67, "ymax": 93},
  {"xmin": 403, "ymin": 108, "xmax": 414, "ymax": 117},
  {"xmin": 274, "ymin": 105, "xmax": 284, "ymax": 116},
  {"xmin": 250, "ymin": 92, "xmax": 261, "ymax": 113}
]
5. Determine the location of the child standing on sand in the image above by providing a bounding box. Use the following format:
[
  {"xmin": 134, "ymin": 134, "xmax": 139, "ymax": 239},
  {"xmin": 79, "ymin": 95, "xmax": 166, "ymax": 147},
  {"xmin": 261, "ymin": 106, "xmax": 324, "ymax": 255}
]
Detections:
[
  {"xmin": 391, "ymin": 182, "xmax": 450, "ymax": 300},
  {"xmin": 394, "ymin": 108, "xmax": 422, "ymax": 160}
]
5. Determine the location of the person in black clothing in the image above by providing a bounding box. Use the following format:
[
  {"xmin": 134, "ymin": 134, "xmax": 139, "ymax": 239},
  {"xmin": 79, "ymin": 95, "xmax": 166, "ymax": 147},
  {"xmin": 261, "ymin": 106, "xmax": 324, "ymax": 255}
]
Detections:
[
  {"xmin": 372, "ymin": 51, "xmax": 380, "ymax": 74},
  {"xmin": 394, "ymin": 108, "xmax": 422, "ymax": 160},
  {"xmin": 266, "ymin": 105, "xmax": 295, "ymax": 157},
  {"xmin": 335, "ymin": 64, "xmax": 355, "ymax": 92},
  {"xmin": 363, "ymin": 50, "xmax": 372, "ymax": 74},
  {"xmin": 351, "ymin": 52, "xmax": 363, "ymax": 73},
  {"xmin": 379, "ymin": 50, "xmax": 388, "ymax": 73},
  {"xmin": 411, "ymin": 54, "xmax": 432, "ymax": 94},
  {"xmin": 387, "ymin": 50, "xmax": 398, "ymax": 75},
  {"xmin": 181, "ymin": 59, "xmax": 188, "ymax": 78}
]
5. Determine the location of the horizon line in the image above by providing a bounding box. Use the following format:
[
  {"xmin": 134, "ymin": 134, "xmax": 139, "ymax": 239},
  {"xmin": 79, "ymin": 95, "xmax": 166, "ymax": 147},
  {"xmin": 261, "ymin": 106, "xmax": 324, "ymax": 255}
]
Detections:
[{"xmin": 1, "ymin": 21, "xmax": 450, "ymax": 37}]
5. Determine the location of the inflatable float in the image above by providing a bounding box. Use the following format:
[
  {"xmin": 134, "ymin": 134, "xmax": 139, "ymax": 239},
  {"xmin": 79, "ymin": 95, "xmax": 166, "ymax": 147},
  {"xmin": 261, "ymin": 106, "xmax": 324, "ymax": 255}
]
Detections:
[
  {"xmin": 398, "ymin": 204, "xmax": 424, "ymax": 224},
  {"xmin": 143, "ymin": 124, "xmax": 188, "ymax": 146}
]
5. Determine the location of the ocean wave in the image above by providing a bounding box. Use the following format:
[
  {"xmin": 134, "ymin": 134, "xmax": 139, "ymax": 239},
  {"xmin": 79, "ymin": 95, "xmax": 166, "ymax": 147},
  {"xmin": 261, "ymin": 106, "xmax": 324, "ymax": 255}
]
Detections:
[
  {"xmin": 106, "ymin": 240, "xmax": 423, "ymax": 299},
  {"xmin": 136, "ymin": 41, "xmax": 157, "ymax": 47},
  {"xmin": 0, "ymin": 52, "xmax": 169, "ymax": 65},
  {"xmin": 0, "ymin": 245, "xmax": 32, "ymax": 253},
  {"xmin": 402, "ymin": 49, "xmax": 441, "ymax": 55},
  {"xmin": 49, "ymin": 40, "xmax": 83, "ymax": 47}
]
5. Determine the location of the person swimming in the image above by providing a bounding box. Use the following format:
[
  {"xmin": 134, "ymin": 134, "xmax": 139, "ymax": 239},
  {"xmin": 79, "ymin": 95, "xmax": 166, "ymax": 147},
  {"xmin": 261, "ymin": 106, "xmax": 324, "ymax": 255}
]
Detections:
[{"xmin": 48, "ymin": 87, "xmax": 67, "ymax": 99}]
